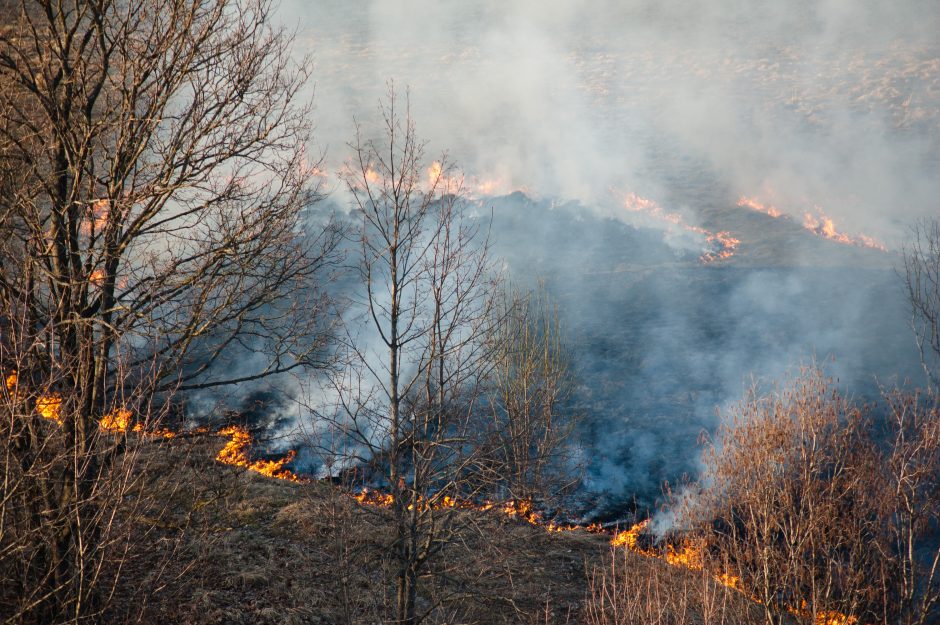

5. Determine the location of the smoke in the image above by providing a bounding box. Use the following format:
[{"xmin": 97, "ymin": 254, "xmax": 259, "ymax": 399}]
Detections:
[
  {"xmin": 286, "ymin": 1, "xmax": 938, "ymax": 241},
  {"xmin": 258, "ymin": 1, "xmax": 940, "ymax": 516}
]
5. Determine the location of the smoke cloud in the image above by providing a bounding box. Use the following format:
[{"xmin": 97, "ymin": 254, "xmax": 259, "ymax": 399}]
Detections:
[{"xmin": 258, "ymin": 1, "xmax": 940, "ymax": 517}]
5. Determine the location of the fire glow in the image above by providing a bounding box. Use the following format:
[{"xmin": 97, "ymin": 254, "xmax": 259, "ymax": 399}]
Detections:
[
  {"xmin": 4, "ymin": 369, "xmax": 857, "ymax": 625},
  {"xmin": 620, "ymin": 192, "xmax": 740, "ymax": 263},
  {"xmin": 737, "ymin": 195, "xmax": 886, "ymax": 252},
  {"xmin": 610, "ymin": 520, "xmax": 857, "ymax": 625},
  {"xmin": 215, "ymin": 425, "xmax": 305, "ymax": 482},
  {"xmin": 426, "ymin": 161, "xmax": 515, "ymax": 198}
]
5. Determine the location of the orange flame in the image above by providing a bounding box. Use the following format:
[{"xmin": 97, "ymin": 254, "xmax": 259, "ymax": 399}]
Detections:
[
  {"xmin": 612, "ymin": 521, "xmax": 857, "ymax": 625},
  {"xmin": 737, "ymin": 196, "xmax": 783, "ymax": 218},
  {"xmin": 215, "ymin": 425, "xmax": 304, "ymax": 482},
  {"xmin": 99, "ymin": 408, "xmax": 132, "ymax": 432},
  {"xmin": 803, "ymin": 209, "xmax": 886, "ymax": 251},
  {"xmin": 620, "ymin": 192, "xmax": 739, "ymax": 263},
  {"xmin": 737, "ymin": 194, "xmax": 885, "ymax": 252},
  {"xmin": 36, "ymin": 395, "xmax": 62, "ymax": 422}
]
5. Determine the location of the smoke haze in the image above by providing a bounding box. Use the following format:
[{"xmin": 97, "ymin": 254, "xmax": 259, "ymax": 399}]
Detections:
[{"xmin": 246, "ymin": 1, "xmax": 940, "ymax": 516}]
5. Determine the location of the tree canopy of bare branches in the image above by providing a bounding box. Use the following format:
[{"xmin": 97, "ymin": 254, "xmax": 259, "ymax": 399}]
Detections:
[
  {"xmin": 480, "ymin": 284, "xmax": 579, "ymax": 505},
  {"xmin": 903, "ymin": 219, "xmax": 940, "ymax": 389},
  {"xmin": 0, "ymin": 0, "xmax": 337, "ymax": 621},
  {"xmin": 681, "ymin": 368, "xmax": 940, "ymax": 625},
  {"xmin": 317, "ymin": 86, "xmax": 500, "ymax": 624}
]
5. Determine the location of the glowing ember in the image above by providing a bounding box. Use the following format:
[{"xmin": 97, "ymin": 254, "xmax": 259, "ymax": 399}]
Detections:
[
  {"xmin": 215, "ymin": 425, "xmax": 304, "ymax": 482},
  {"xmin": 5, "ymin": 371, "xmax": 17, "ymax": 393}
]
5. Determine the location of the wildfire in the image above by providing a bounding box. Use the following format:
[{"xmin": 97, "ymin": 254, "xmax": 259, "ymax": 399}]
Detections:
[
  {"xmin": 620, "ymin": 192, "xmax": 739, "ymax": 263},
  {"xmin": 737, "ymin": 194, "xmax": 886, "ymax": 252},
  {"xmin": 611, "ymin": 521, "xmax": 858, "ymax": 625},
  {"xmin": 36, "ymin": 395, "xmax": 62, "ymax": 422},
  {"xmin": 737, "ymin": 196, "xmax": 783, "ymax": 218},
  {"xmin": 215, "ymin": 425, "xmax": 304, "ymax": 482},
  {"xmin": 703, "ymin": 231, "xmax": 741, "ymax": 262},
  {"xmin": 80, "ymin": 199, "xmax": 111, "ymax": 237},
  {"xmin": 803, "ymin": 209, "xmax": 886, "ymax": 251},
  {"xmin": 99, "ymin": 408, "xmax": 132, "ymax": 432},
  {"xmin": 426, "ymin": 161, "xmax": 513, "ymax": 198}
]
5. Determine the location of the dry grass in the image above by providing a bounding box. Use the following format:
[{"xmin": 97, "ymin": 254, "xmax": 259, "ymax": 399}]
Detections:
[{"xmin": 96, "ymin": 433, "xmax": 743, "ymax": 625}]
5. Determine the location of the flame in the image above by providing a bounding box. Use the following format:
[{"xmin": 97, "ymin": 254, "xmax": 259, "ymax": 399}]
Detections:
[
  {"xmin": 99, "ymin": 408, "xmax": 132, "ymax": 432},
  {"xmin": 737, "ymin": 196, "xmax": 783, "ymax": 218},
  {"xmin": 80, "ymin": 199, "xmax": 111, "ymax": 237},
  {"xmin": 619, "ymin": 192, "xmax": 739, "ymax": 263},
  {"xmin": 612, "ymin": 521, "xmax": 857, "ymax": 625},
  {"xmin": 364, "ymin": 167, "xmax": 381, "ymax": 185},
  {"xmin": 737, "ymin": 194, "xmax": 886, "ymax": 252},
  {"xmin": 5, "ymin": 371, "xmax": 17, "ymax": 393},
  {"xmin": 703, "ymin": 231, "xmax": 741, "ymax": 262},
  {"xmin": 802, "ymin": 209, "xmax": 887, "ymax": 251},
  {"xmin": 36, "ymin": 395, "xmax": 62, "ymax": 422},
  {"xmin": 215, "ymin": 425, "xmax": 304, "ymax": 482}
]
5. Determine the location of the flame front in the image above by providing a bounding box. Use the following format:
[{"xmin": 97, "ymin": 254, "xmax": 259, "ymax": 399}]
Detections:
[
  {"xmin": 803, "ymin": 209, "xmax": 886, "ymax": 251},
  {"xmin": 99, "ymin": 408, "xmax": 132, "ymax": 432},
  {"xmin": 36, "ymin": 395, "xmax": 62, "ymax": 422},
  {"xmin": 611, "ymin": 521, "xmax": 857, "ymax": 625},
  {"xmin": 737, "ymin": 196, "xmax": 783, "ymax": 218},
  {"xmin": 215, "ymin": 425, "xmax": 303, "ymax": 482},
  {"xmin": 737, "ymin": 194, "xmax": 886, "ymax": 252},
  {"xmin": 620, "ymin": 192, "xmax": 739, "ymax": 263}
]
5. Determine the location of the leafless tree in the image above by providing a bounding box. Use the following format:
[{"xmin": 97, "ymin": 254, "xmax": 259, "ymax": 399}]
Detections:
[
  {"xmin": 681, "ymin": 368, "xmax": 940, "ymax": 625},
  {"xmin": 903, "ymin": 219, "xmax": 940, "ymax": 389},
  {"xmin": 0, "ymin": 0, "xmax": 337, "ymax": 622},
  {"xmin": 323, "ymin": 85, "xmax": 498, "ymax": 625},
  {"xmin": 480, "ymin": 284, "xmax": 579, "ymax": 505}
]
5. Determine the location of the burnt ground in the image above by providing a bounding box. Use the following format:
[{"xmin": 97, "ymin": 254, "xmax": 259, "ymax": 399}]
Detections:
[{"xmin": 103, "ymin": 432, "xmax": 758, "ymax": 625}]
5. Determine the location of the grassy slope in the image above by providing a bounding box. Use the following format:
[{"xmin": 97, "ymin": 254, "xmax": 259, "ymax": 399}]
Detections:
[{"xmin": 108, "ymin": 433, "xmax": 758, "ymax": 625}]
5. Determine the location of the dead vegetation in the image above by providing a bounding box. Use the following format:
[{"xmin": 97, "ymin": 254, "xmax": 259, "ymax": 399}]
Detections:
[{"xmin": 95, "ymin": 431, "xmax": 748, "ymax": 625}]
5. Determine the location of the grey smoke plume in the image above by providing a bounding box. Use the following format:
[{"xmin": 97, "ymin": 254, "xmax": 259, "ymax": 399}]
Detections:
[{"xmin": 246, "ymin": 0, "xmax": 940, "ymax": 516}]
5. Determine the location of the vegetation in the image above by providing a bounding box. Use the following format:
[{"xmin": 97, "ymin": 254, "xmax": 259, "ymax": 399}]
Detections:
[
  {"xmin": 1, "ymin": 1, "xmax": 938, "ymax": 624},
  {"xmin": 679, "ymin": 368, "xmax": 940, "ymax": 625},
  {"xmin": 0, "ymin": 0, "xmax": 336, "ymax": 621}
]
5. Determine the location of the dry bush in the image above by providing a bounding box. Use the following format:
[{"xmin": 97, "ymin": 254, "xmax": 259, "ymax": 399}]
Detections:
[
  {"xmin": 584, "ymin": 548, "xmax": 753, "ymax": 625},
  {"xmin": 682, "ymin": 368, "xmax": 940, "ymax": 625},
  {"xmin": 479, "ymin": 283, "xmax": 581, "ymax": 506}
]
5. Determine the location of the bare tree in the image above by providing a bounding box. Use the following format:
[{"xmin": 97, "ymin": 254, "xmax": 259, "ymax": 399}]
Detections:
[
  {"xmin": 681, "ymin": 368, "xmax": 940, "ymax": 625},
  {"xmin": 480, "ymin": 283, "xmax": 578, "ymax": 505},
  {"xmin": 0, "ymin": 0, "xmax": 337, "ymax": 622},
  {"xmin": 903, "ymin": 219, "xmax": 940, "ymax": 389},
  {"xmin": 322, "ymin": 85, "xmax": 497, "ymax": 625}
]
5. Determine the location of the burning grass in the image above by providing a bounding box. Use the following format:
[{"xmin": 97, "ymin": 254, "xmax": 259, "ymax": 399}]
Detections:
[{"xmin": 106, "ymin": 432, "xmax": 646, "ymax": 625}]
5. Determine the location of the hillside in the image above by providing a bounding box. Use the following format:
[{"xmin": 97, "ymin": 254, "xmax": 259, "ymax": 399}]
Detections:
[
  {"xmin": 478, "ymin": 192, "xmax": 919, "ymax": 518},
  {"xmin": 111, "ymin": 432, "xmax": 756, "ymax": 625}
]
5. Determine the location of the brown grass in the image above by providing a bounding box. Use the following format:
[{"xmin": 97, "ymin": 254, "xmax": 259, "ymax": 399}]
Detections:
[{"xmin": 99, "ymin": 433, "xmax": 742, "ymax": 625}]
